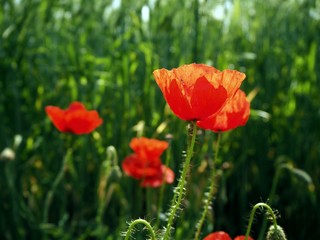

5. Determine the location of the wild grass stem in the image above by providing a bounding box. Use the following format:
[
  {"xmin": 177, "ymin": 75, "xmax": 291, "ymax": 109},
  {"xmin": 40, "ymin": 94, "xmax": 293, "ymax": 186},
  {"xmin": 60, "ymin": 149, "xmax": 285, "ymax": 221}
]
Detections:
[
  {"xmin": 42, "ymin": 149, "xmax": 72, "ymax": 224},
  {"xmin": 194, "ymin": 133, "xmax": 221, "ymax": 240},
  {"xmin": 258, "ymin": 165, "xmax": 282, "ymax": 240},
  {"xmin": 156, "ymin": 137, "xmax": 172, "ymax": 228}
]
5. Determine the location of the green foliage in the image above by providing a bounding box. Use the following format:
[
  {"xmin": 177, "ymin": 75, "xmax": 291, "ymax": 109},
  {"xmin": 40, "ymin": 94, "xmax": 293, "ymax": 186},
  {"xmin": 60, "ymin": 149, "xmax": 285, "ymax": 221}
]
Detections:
[{"xmin": 0, "ymin": 0, "xmax": 319, "ymax": 239}]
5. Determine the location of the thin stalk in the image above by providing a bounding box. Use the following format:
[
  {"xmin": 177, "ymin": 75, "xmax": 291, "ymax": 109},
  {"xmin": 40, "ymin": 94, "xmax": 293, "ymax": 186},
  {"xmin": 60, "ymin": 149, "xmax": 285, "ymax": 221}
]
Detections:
[
  {"xmin": 192, "ymin": 0, "xmax": 200, "ymax": 62},
  {"xmin": 163, "ymin": 121, "xmax": 197, "ymax": 240},
  {"xmin": 258, "ymin": 166, "xmax": 282, "ymax": 240},
  {"xmin": 245, "ymin": 203, "xmax": 278, "ymax": 240},
  {"xmin": 125, "ymin": 219, "xmax": 156, "ymax": 240},
  {"xmin": 156, "ymin": 139, "xmax": 172, "ymax": 228},
  {"xmin": 146, "ymin": 187, "xmax": 152, "ymax": 216},
  {"xmin": 42, "ymin": 149, "xmax": 71, "ymax": 223},
  {"xmin": 96, "ymin": 146, "xmax": 119, "ymax": 226},
  {"xmin": 194, "ymin": 133, "xmax": 221, "ymax": 240}
]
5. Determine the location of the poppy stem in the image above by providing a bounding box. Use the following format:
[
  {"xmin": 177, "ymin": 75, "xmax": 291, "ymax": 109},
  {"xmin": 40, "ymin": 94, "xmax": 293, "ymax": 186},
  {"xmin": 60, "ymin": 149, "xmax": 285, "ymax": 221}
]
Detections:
[
  {"xmin": 124, "ymin": 218, "xmax": 156, "ymax": 240},
  {"xmin": 194, "ymin": 133, "xmax": 221, "ymax": 240},
  {"xmin": 42, "ymin": 148, "xmax": 72, "ymax": 224},
  {"xmin": 245, "ymin": 202, "xmax": 278, "ymax": 240},
  {"xmin": 163, "ymin": 121, "xmax": 197, "ymax": 240}
]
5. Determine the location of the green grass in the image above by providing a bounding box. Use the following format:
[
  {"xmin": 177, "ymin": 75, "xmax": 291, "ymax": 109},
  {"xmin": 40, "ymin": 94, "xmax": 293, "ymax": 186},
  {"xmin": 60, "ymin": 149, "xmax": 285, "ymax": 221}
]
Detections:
[{"xmin": 1, "ymin": 0, "xmax": 319, "ymax": 239}]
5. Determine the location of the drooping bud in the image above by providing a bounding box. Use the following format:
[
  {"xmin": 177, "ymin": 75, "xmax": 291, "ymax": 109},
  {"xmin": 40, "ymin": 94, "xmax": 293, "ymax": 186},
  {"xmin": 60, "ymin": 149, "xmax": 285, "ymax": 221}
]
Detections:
[
  {"xmin": 0, "ymin": 148, "xmax": 15, "ymax": 161},
  {"xmin": 266, "ymin": 225, "xmax": 287, "ymax": 240}
]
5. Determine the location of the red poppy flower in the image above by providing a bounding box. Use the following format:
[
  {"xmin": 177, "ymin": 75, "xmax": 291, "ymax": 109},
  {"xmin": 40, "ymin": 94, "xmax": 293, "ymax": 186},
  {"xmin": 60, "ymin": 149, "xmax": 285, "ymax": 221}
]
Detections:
[
  {"xmin": 153, "ymin": 63, "xmax": 246, "ymax": 121},
  {"xmin": 203, "ymin": 232, "xmax": 253, "ymax": 240},
  {"xmin": 203, "ymin": 231, "xmax": 232, "ymax": 240},
  {"xmin": 45, "ymin": 101, "xmax": 103, "ymax": 134},
  {"xmin": 122, "ymin": 137, "xmax": 174, "ymax": 188},
  {"xmin": 197, "ymin": 90, "xmax": 250, "ymax": 132}
]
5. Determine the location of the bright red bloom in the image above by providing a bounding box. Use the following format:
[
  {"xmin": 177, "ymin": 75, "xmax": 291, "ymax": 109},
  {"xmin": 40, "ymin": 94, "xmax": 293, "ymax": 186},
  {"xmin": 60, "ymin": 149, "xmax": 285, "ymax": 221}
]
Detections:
[
  {"xmin": 45, "ymin": 101, "xmax": 103, "ymax": 134},
  {"xmin": 153, "ymin": 63, "xmax": 246, "ymax": 121},
  {"xmin": 203, "ymin": 232, "xmax": 253, "ymax": 240},
  {"xmin": 197, "ymin": 90, "xmax": 250, "ymax": 132},
  {"xmin": 122, "ymin": 137, "xmax": 174, "ymax": 188},
  {"xmin": 234, "ymin": 236, "xmax": 253, "ymax": 240},
  {"xmin": 203, "ymin": 231, "xmax": 232, "ymax": 240}
]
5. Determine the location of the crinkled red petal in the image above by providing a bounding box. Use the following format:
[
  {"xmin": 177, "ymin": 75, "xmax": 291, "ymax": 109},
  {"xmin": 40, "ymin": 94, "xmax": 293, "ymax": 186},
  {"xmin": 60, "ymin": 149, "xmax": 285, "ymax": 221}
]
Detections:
[{"xmin": 197, "ymin": 90, "xmax": 250, "ymax": 132}]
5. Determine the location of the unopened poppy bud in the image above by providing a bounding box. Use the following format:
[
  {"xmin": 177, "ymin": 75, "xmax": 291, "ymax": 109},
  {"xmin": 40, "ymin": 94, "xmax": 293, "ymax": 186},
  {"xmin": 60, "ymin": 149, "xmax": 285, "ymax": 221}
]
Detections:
[
  {"xmin": 110, "ymin": 165, "xmax": 122, "ymax": 180},
  {"xmin": 0, "ymin": 148, "xmax": 15, "ymax": 161},
  {"xmin": 13, "ymin": 134, "xmax": 23, "ymax": 149},
  {"xmin": 266, "ymin": 225, "xmax": 287, "ymax": 240}
]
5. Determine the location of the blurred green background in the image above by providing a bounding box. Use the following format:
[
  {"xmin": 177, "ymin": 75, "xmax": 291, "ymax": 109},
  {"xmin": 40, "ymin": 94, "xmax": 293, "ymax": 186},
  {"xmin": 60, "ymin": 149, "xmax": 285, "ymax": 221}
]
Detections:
[{"xmin": 0, "ymin": 0, "xmax": 319, "ymax": 239}]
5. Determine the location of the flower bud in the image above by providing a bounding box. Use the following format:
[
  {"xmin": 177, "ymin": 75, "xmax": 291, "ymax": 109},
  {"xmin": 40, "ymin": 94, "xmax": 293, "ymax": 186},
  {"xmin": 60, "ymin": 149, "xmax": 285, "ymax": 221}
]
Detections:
[
  {"xmin": 0, "ymin": 148, "xmax": 15, "ymax": 161},
  {"xmin": 266, "ymin": 225, "xmax": 287, "ymax": 240},
  {"xmin": 109, "ymin": 165, "xmax": 122, "ymax": 181}
]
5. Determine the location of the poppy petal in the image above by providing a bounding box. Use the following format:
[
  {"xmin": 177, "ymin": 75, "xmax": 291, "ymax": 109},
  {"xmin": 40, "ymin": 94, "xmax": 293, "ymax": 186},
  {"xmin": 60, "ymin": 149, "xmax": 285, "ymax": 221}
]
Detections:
[
  {"xmin": 140, "ymin": 165, "xmax": 174, "ymax": 187},
  {"xmin": 234, "ymin": 236, "xmax": 254, "ymax": 240},
  {"xmin": 166, "ymin": 78, "xmax": 193, "ymax": 120},
  {"xmin": 122, "ymin": 154, "xmax": 144, "ymax": 179},
  {"xmin": 203, "ymin": 231, "xmax": 232, "ymax": 240},
  {"xmin": 65, "ymin": 110, "xmax": 103, "ymax": 134},
  {"xmin": 153, "ymin": 68, "xmax": 171, "ymax": 96},
  {"xmin": 197, "ymin": 90, "xmax": 250, "ymax": 132},
  {"xmin": 219, "ymin": 70, "xmax": 246, "ymax": 98},
  {"xmin": 190, "ymin": 76, "xmax": 228, "ymax": 119},
  {"xmin": 122, "ymin": 154, "xmax": 163, "ymax": 179},
  {"xmin": 162, "ymin": 165, "xmax": 175, "ymax": 184},
  {"xmin": 67, "ymin": 101, "xmax": 86, "ymax": 111},
  {"xmin": 45, "ymin": 106, "xmax": 67, "ymax": 132},
  {"xmin": 153, "ymin": 68, "xmax": 193, "ymax": 120},
  {"xmin": 130, "ymin": 137, "xmax": 169, "ymax": 161},
  {"xmin": 140, "ymin": 176, "xmax": 163, "ymax": 188},
  {"xmin": 173, "ymin": 63, "xmax": 221, "ymax": 90}
]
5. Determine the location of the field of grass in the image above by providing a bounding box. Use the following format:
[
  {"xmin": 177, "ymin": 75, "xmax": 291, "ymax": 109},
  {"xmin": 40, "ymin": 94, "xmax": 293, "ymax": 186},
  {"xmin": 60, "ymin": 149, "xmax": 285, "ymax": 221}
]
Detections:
[{"xmin": 1, "ymin": 0, "xmax": 319, "ymax": 239}]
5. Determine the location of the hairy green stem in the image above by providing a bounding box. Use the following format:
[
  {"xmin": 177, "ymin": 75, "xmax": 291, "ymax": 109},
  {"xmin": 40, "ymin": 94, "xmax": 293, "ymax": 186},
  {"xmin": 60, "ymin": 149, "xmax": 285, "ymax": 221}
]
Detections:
[
  {"xmin": 245, "ymin": 202, "xmax": 278, "ymax": 240},
  {"xmin": 194, "ymin": 133, "xmax": 221, "ymax": 240},
  {"xmin": 125, "ymin": 219, "xmax": 156, "ymax": 240},
  {"xmin": 163, "ymin": 121, "xmax": 197, "ymax": 240}
]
